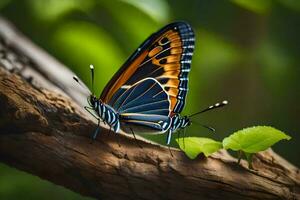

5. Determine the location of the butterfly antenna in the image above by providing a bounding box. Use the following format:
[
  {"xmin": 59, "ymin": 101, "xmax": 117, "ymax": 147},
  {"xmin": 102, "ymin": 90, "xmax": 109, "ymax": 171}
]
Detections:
[
  {"xmin": 73, "ymin": 75, "xmax": 91, "ymax": 94},
  {"xmin": 192, "ymin": 121, "xmax": 216, "ymax": 132},
  {"xmin": 189, "ymin": 100, "xmax": 228, "ymax": 118},
  {"xmin": 90, "ymin": 64, "xmax": 95, "ymax": 95}
]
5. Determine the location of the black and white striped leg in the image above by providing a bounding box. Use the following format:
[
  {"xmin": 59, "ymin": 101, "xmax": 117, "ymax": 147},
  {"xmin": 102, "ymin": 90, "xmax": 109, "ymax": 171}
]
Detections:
[
  {"xmin": 166, "ymin": 130, "xmax": 173, "ymax": 157},
  {"xmin": 85, "ymin": 106, "xmax": 106, "ymax": 142},
  {"xmin": 166, "ymin": 129, "xmax": 172, "ymax": 146},
  {"xmin": 84, "ymin": 106, "xmax": 102, "ymax": 142}
]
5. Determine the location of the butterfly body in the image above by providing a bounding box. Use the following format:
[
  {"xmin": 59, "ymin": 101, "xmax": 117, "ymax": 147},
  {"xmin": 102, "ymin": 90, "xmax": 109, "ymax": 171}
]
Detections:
[
  {"xmin": 170, "ymin": 114, "xmax": 191, "ymax": 133},
  {"xmin": 166, "ymin": 114, "xmax": 191, "ymax": 144},
  {"xmin": 90, "ymin": 97, "xmax": 120, "ymax": 133}
]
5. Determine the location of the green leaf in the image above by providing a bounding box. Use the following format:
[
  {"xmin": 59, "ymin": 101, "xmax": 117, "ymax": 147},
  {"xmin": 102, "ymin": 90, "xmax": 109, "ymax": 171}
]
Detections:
[
  {"xmin": 176, "ymin": 137, "xmax": 222, "ymax": 159},
  {"xmin": 223, "ymin": 126, "xmax": 291, "ymax": 153}
]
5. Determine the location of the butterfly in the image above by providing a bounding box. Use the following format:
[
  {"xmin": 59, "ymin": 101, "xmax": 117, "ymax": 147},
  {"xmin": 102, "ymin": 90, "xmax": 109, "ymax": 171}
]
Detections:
[{"xmin": 73, "ymin": 22, "xmax": 195, "ymax": 142}]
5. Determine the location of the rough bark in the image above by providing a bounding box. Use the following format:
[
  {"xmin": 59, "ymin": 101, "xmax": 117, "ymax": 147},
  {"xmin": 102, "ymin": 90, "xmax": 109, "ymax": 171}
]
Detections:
[{"xmin": 0, "ymin": 17, "xmax": 299, "ymax": 200}]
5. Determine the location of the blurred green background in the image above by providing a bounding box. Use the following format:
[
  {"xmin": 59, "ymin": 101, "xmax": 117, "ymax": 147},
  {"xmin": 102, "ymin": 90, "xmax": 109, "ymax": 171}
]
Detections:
[{"xmin": 0, "ymin": 0, "xmax": 299, "ymax": 199}]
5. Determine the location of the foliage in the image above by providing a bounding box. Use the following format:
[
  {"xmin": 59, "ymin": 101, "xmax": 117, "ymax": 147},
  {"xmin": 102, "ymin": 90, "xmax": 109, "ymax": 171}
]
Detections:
[
  {"xmin": 176, "ymin": 126, "xmax": 291, "ymax": 168},
  {"xmin": 176, "ymin": 137, "xmax": 222, "ymax": 159},
  {"xmin": 223, "ymin": 126, "xmax": 291, "ymax": 153},
  {"xmin": 223, "ymin": 126, "xmax": 291, "ymax": 168}
]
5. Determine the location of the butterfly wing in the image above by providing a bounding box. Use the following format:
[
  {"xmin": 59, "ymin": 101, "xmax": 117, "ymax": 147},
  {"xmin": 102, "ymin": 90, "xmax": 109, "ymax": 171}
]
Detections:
[
  {"xmin": 112, "ymin": 78, "xmax": 171, "ymax": 134},
  {"xmin": 101, "ymin": 22, "xmax": 195, "ymax": 114}
]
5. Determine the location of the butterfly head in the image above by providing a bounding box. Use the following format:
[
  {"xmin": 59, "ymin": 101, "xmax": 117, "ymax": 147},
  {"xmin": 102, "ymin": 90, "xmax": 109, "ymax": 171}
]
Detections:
[
  {"xmin": 182, "ymin": 116, "xmax": 191, "ymax": 128},
  {"xmin": 88, "ymin": 94, "xmax": 98, "ymax": 107}
]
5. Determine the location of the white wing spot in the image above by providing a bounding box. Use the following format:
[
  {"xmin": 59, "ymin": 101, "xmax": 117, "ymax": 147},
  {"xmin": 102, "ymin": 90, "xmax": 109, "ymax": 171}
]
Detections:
[{"xmin": 121, "ymin": 85, "xmax": 131, "ymax": 89}]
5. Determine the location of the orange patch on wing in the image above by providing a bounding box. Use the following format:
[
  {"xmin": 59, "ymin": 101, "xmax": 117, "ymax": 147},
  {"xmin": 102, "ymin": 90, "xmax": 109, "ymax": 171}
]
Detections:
[
  {"xmin": 167, "ymin": 55, "xmax": 181, "ymax": 63},
  {"xmin": 156, "ymin": 30, "xmax": 180, "ymax": 44},
  {"xmin": 168, "ymin": 34, "xmax": 180, "ymax": 41},
  {"xmin": 161, "ymin": 70, "xmax": 180, "ymax": 77},
  {"xmin": 148, "ymin": 46, "xmax": 163, "ymax": 57},
  {"xmin": 171, "ymin": 48, "xmax": 182, "ymax": 54},
  {"xmin": 165, "ymin": 79, "xmax": 180, "ymax": 88},
  {"xmin": 168, "ymin": 87, "xmax": 179, "ymax": 97},
  {"xmin": 165, "ymin": 30, "xmax": 180, "ymax": 38},
  {"xmin": 103, "ymin": 51, "xmax": 148, "ymax": 103},
  {"xmin": 170, "ymin": 42, "xmax": 182, "ymax": 48},
  {"xmin": 151, "ymin": 57, "xmax": 163, "ymax": 66},
  {"xmin": 164, "ymin": 64, "xmax": 180, "ymax": 71},
  {"xmin": 170, "ymin": 96, "xmax": 178, "ymax": 110}
]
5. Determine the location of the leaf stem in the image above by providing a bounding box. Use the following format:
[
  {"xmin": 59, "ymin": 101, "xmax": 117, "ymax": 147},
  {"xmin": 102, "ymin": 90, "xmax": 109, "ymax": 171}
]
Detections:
[{"xmin": 237, "ymin": 150, "xmax": 242, "ymax": 164}]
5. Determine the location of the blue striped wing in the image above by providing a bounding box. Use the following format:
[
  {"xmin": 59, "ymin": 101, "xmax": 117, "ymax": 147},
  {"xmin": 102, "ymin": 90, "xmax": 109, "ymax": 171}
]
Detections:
[{"xmin": 111, "ymin": 78, "xmax": 171, "ymax": 134}]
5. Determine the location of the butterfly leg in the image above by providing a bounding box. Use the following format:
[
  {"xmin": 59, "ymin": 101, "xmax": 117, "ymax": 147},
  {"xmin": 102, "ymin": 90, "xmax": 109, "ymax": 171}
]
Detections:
[
  {"xmin": 166, "ymin": 130, "xmax": 173, "ymax": 157},
  {"xmin": 92, "ymin": 119, "xmax": 101, "ymax": 140},
  {"xmin": 115, "ymin": 131, "xmax": 121, "ymax": 147},
  {"xmin": 166, "ymin": 129, "xmax": 173, "ymax": 145},
  {"xmin": 84, "ymin": 106, "xmax": 102, "ymax": 141},
  {"xmin": 84, "ymin": 106, "xmax": 101, "ymax": 120},
  {"xmin": 183, "ymin": 128, "xmax": 187, "ymax": 149},
  {"xmin": 129, "ymin": 127, "xmax": 143, "ymax": 149}
]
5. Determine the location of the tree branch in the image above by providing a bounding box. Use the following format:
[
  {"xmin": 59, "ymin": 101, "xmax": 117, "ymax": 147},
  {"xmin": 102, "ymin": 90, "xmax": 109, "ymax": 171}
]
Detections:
[{"xmin": 0, "ymin": 17, "xmax": 299, "ymax": 200}]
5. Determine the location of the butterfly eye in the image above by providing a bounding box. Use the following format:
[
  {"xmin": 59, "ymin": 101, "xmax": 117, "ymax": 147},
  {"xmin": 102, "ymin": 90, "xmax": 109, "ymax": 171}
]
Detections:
[{"xmin": 92, "ymin": 96, "xmax": 98, "ymax": 106}]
